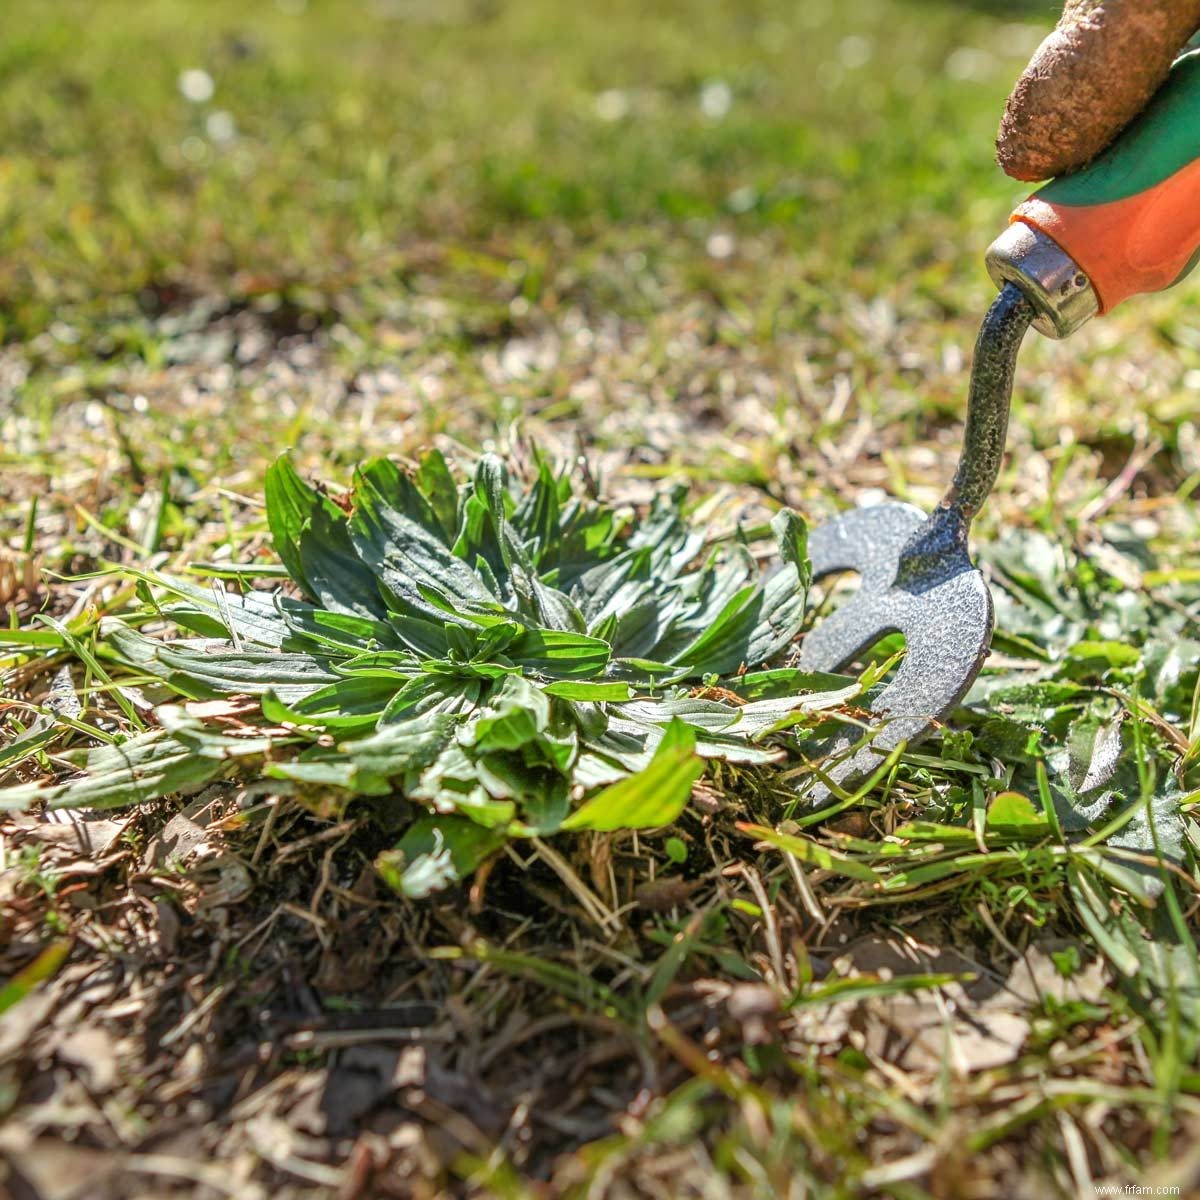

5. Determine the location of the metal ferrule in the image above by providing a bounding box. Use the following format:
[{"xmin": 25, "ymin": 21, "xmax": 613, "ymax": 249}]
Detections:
[{"xmin": 985, "ymin": 222, "xmax": 1100, "ymax": 339}]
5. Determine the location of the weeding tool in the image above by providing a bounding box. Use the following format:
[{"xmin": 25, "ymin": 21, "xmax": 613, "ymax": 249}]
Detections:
[{"xmin": 798, "ymin": 50, "xmax": 1200, "ymax": 800}]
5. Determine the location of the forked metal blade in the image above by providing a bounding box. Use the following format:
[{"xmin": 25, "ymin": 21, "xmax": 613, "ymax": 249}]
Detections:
[
  {"xmin": 792, "ymin": 284, "xmax": 1035, "ymax": 804},
  {"xmin": 797, "ymin": 503, "xmax": 993, "ymax": 801}
]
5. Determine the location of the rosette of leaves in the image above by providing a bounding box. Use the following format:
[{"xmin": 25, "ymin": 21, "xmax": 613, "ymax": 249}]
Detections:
[{"xmin": 4, "ymin": 450, "xmax": 834, "ymax": 896}]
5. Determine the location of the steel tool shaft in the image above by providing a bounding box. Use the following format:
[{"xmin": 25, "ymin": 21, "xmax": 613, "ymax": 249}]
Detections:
[
  {"xmin": 798, "ymin": 285, "xmax": 1033, "ymax": 801},
  {"xmin": 797, "ymin": 50, "xmax": 1200, "ymax": 803}
]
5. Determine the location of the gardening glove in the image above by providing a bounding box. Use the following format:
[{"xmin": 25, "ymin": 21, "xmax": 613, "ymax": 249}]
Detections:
[{"xmin": 997, "ymin": 0, "xmax": 1200, "ymax": 182}]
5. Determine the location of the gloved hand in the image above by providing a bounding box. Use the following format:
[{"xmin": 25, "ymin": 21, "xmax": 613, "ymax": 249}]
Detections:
[{"xmin": 997, "ymin": 0, "xmax": 1200, "ymax": 182}]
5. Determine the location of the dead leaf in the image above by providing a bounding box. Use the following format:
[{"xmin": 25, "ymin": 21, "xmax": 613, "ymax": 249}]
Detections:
[
  {"xmin": 726, "ymin": 982, "xmax": 780, "ymax": 1045},
  {"xmin": 193, "ymin": 854, "xmax": 253, "ymax": 910},
  {"xmin": 184, "ymin": 697, "xmax": 265, "ymax": 722},
  {"xmin": 46, "ymin": 665, "xmax": 82, "ymax": 721},
  {"xmin": 634, "ymin": 876, "xmax": 699, "ymax": 911},
  {"xmin": 817, "ymin": 936, "xmax": 1036, "ymax": 1078},
  {"xmin": 154, "ymin": 898, "xmax": 181, "ymax": 956},
  {"xmin": 9, "ymin": 811, "xmax": 129, "ymax": 858},
  {"xmin": 298, "ymin": 1046, "xmax": 427, "ymax": 1137},
  {"xmin": 1003, "ymin": 940, "xmax": 1109, "ymax": 1008},
  {"xmin": 54, "ymin": 1026, "xmax": 120, "ymax": 1092},
  {"xmin": 151, "ymin": 813, "xmax": 213, "ymax": 866},
  {"xmin": 0, "ymin": 1131, "xmax": 115, "ymax": 1200},
  {"xmin": 0, "ymin": 989, "xmax": 56, "ymax": 1065},
  {"xmin": 863, "ymin": 990, "xmax": 1030, "ymax": 1076}
]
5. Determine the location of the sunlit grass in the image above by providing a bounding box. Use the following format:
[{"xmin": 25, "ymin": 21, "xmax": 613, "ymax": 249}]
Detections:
[{"xmin": 5, "ymin": 2, "xmax": 1200, "ymax": 1196}]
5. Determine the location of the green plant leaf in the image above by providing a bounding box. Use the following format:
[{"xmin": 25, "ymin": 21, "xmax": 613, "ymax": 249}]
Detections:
[
  {"xmin": 507, "ymin": 628, "xmax": 611, "ymax": 677},
  {"xmin": 279, "ymin": 599, "xmax": 401, "ymax": 654},
  {"xmin": 562, "ymin": 718, "xmax": 702, "ymax": 832},
  {"xmin": 745, "ymin": 508, "xmax": 810, "ymax": 664},
  {"xmin": 351, "ymin": 490, "xmax": 501, "ymax": 621},
  {"xmin": 340, "ymin": 711, "xmax": 457, "ymax": 777},
  {"xmin": 261, "ymin": 675, "xmax": 402, "ymax": 731},
  {"xmin": 8, "ymin": 452, "xmax": 843, "ymax": 881},
  {"xmin": 986, "ymin": 791, "xmax": 1051, "ymax": 837},
  {"xmin": 738, "ymin": 822, "xmax": 882, "ymax": 883},
  {"xmin": 465, "ymin": 674, "xmax": 551, "ymax": 751},
  {"xmin": 542, "ymin": 680, "xmax": 633, "ymax": 702},
  {"xmin": 265, "ymin": 455, "xmax": 388, "ymax": 619},
  {"xmin": 155, "ymin": 644, "xmax": 342, "ymax": 703},
  {"xmin": 415, "ymin": 448, "xmax": 462, "ymax": 543},
  {"xmin": 668, "ymin": 582, "xmax": 763, "ymax": 675},
  {"xmin": 354, "ymin": 456, "xmax": 443, "ymax": 539},
  {"xmin": 0, "ymin": 730, "xmax": 224, "ymax": 812},
  {"xmin": 0, "ymin": 940, "xmax": 70, "ymax": 1015},
  {"xmin": 376, "ymin": 815, "xmax": 509, "ymax": 898}
]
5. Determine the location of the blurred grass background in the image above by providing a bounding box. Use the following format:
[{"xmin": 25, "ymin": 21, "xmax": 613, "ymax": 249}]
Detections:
[{"xmin": 2, "ymin": 0, "xmax": 1055, "ymax": 342}]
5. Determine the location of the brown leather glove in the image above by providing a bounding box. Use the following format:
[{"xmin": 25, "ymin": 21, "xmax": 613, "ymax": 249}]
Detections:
[{"xmin": 997, "ymin": 0, "xmax": 1200, "ymax": 182}]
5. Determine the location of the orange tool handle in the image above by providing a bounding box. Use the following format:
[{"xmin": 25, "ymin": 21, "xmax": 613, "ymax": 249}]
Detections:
[{"xmin": 1008, "ymin": 49, "xmax": 1200, "ymax": 315}]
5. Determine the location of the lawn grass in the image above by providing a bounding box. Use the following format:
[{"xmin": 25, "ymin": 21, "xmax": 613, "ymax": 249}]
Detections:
[
  {"xmin": 3, "ymin": 1, "xmax": 1200, "ymax": 1197},
  {"xmin": 3, "ymin": 0, "xmax": 1022, "ymax": 332}
]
